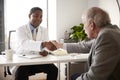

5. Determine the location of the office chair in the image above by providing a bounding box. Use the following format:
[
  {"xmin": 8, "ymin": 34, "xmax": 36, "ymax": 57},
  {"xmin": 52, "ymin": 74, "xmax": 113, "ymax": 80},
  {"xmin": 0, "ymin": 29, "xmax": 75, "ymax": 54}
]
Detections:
[{"xmin": 4, "ymin": 30, "xmax": 16, "ymax": 77}]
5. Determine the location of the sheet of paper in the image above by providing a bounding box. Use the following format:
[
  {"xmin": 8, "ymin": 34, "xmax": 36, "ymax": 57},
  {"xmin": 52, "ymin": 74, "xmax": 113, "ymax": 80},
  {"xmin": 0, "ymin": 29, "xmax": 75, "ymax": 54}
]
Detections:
[{"xmin": 19, "ymin": 54, "xmax": 43, "ymax": 59}]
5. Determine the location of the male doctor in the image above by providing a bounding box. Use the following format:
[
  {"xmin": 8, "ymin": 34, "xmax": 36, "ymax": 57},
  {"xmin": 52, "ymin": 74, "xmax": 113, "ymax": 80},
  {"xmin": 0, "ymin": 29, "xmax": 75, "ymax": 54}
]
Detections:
[{"xmin": 14, "ymin": 7, "xmax": 58, "ymax": 80}]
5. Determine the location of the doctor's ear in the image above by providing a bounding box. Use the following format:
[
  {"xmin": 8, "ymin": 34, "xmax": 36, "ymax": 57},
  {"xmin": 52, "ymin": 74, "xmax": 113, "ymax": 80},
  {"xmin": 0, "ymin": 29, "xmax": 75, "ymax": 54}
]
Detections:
[{"xmin": 28, "ymin": 14, "xmax": 31, "ymax": 18}]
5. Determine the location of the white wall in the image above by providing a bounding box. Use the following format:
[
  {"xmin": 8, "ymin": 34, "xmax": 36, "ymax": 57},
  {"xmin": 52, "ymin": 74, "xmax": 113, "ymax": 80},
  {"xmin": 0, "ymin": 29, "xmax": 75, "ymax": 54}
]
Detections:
[
  {"xmin": 48, "ymin": 0, "xmax": 57, "ymax": 40},
  {"xmin": 88, "ymin": 0, "xmax": 99, "ymax": 7}
]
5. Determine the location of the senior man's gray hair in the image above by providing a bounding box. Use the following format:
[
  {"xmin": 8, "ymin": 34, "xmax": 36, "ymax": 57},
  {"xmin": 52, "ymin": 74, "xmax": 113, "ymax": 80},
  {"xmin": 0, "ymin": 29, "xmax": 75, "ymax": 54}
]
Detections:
[{"xmin": 82, "ymin": 7, "xmax": 111, "ymax": 28}]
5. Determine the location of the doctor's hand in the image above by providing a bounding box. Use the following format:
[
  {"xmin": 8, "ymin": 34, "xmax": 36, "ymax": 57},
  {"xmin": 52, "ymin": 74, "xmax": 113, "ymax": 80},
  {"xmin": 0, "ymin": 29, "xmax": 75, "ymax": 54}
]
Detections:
[
  {"xmin": 42, "ymin": 41, "xmax": 57, "ymax": 51},
  {"xmin": 39, "ymin": 50, "xmax": 48, "ymax": 56}
]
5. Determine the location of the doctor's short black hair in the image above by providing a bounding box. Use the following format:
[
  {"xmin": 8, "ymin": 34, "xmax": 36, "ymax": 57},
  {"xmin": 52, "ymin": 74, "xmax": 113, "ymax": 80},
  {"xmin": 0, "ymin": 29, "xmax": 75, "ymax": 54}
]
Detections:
[{"xmin": 29, "ymin": 7, "xmax": 43, "ymax": 15}]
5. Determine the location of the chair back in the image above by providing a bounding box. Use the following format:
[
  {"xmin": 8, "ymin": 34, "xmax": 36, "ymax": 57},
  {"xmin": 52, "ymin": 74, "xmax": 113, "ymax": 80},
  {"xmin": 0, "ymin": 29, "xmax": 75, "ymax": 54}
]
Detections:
[
  {"xmin": 8, "ymin": 30, "xmax": 16, "ymax": 51},
  {"xmin": 4, "ymin": 30, "xmax": 16, "ymax": 77}
]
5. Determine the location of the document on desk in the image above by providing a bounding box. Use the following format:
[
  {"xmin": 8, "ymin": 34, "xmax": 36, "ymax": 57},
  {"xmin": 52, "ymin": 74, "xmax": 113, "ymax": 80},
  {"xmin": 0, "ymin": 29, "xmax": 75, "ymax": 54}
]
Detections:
[
  {"xmin": 19, "ymin": 54, "xmax": 43, "ymax": 59},
  {"xmin": 69, "ymin": 53, "xmax": 89, "ymax": 58},
  {"xmin": 47, "ymin": 48, "xmax": 68, "ymax": 56},
  {"xmin": 40, "ymin": 47, "xmax": 68, "ymax": 56}
]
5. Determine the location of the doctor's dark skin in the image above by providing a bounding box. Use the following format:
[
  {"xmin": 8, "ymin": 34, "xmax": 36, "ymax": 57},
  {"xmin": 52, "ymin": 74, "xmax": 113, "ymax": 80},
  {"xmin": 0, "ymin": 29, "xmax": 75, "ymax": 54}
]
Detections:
[{"xmin": 29, "ymin": 10, "xmax": 43, "ymax": 28}]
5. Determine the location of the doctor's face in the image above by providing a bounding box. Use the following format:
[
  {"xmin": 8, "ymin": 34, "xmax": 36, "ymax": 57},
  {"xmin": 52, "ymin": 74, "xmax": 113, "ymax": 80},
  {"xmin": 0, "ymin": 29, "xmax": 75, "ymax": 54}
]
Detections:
[{"xmin": 29, "ymin": 10, "xmax": 43, "ymax": 28}]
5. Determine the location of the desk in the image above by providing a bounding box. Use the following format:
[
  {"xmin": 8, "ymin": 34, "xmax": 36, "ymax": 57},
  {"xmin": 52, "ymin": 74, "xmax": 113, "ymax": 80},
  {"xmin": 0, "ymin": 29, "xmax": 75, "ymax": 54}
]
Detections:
[{"xmin": 0, "ymin": 53, "xmax": 89, "ymax": 80}]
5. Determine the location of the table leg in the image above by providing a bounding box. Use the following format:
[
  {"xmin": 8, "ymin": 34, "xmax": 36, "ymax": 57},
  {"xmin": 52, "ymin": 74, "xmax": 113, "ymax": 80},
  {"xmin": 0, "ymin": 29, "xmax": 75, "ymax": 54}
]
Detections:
[
  {"xmin": 57, "ymin": 62, "xmax": 60, "ymax": 80},
  {"xmin": 66, "ymin": 62, "xmax": 70, "ymax": 80}
]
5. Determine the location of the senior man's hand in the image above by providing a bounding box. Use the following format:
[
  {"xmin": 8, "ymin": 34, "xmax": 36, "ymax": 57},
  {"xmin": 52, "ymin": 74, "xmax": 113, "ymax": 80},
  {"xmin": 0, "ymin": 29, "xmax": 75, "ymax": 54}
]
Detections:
[
  {"xmin": 50, "ymin": 40, "xmax": 63, "ymax": 49},
  {"xmin": 42, "ymin": 41, "xmax": 57, "ymax": 51}
]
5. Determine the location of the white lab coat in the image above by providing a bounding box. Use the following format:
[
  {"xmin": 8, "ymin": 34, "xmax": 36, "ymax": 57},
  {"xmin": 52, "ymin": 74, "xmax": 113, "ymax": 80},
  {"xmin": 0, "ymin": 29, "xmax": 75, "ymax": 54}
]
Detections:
[
  {"xmin": 10, "ymin": 24, "xmax": 48, "ymax": 77},
  {"xmin": 15, "ymin": 24, "xmax": 48, "ymax": 55}
]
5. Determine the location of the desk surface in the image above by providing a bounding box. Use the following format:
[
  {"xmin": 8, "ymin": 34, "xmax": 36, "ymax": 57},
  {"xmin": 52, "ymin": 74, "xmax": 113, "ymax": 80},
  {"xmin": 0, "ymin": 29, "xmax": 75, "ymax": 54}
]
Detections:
[{"xmin": 0, "ymin": 53, "xmax": 89, "ymax": 66}]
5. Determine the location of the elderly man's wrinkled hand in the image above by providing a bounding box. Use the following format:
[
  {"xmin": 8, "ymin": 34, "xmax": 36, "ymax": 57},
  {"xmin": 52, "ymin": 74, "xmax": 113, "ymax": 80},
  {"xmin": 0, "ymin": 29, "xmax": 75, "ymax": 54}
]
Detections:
[
  {"xmin": 42, "ymin": 41, "xmax": 57, "ymax": 51},
  {"xmin": 50, "ymin": 40, "xmax": 63, "ymax": 49}
]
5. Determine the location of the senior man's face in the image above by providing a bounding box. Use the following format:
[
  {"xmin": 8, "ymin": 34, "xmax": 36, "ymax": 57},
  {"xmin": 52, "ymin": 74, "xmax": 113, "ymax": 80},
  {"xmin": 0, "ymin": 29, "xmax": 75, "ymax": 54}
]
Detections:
[{"xmin": 82, "ymin": 16, "xmax": 95, "ymax": 39}]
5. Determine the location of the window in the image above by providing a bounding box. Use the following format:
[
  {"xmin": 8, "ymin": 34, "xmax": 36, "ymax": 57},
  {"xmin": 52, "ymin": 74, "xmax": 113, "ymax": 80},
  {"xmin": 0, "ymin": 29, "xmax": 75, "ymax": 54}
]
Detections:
[
  {"xmin": 0, "ymin": 0, "xmax": 5, "ymax": 52},
  {"xmin": 5, "ymin": 0, "xmax": 48, "ymax": 33}
]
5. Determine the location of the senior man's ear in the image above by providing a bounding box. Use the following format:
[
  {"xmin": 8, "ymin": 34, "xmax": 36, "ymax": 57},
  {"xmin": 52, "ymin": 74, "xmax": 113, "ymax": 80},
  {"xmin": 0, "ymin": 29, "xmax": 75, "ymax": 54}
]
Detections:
[{"xmin": 90, "ymin": 21, "xmax": 96, "ymax": 31}]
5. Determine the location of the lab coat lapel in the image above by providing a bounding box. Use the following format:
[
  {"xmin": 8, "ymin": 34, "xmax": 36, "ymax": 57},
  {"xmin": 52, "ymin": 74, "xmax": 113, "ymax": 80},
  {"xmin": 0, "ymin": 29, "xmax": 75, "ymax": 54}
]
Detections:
[
  {"xmin": 36, "ymin": 26, "xmax": 42, "ymax": 40},
  {"xmin": 26, "ymin": 24, "xmax": 33, "ymax": 39}
]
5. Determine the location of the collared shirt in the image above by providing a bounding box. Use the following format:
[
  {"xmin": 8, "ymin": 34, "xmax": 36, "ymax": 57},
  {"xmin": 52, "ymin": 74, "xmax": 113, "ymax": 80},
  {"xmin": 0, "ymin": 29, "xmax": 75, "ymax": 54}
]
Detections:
[{"xmin": 29, "ymin": 23, "xmax": 38, "ymax": 34}]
